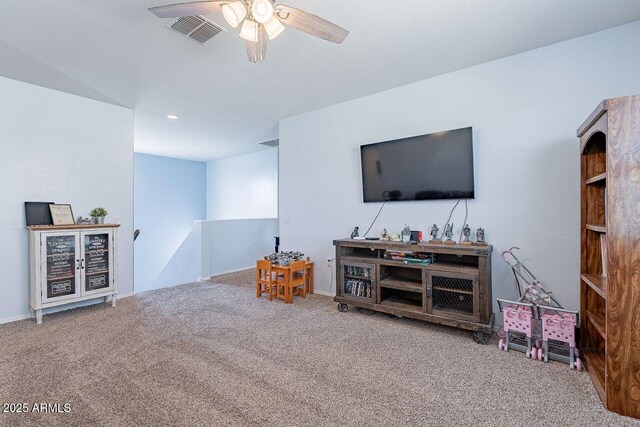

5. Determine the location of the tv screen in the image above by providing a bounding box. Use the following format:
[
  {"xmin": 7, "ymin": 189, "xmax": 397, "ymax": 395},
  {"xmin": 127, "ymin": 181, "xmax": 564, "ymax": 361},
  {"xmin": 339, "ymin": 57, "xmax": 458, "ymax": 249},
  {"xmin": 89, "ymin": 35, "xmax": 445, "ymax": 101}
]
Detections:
[{"xmin": 360, "ymin": 127, "xmax": 474, "ymax": 202}]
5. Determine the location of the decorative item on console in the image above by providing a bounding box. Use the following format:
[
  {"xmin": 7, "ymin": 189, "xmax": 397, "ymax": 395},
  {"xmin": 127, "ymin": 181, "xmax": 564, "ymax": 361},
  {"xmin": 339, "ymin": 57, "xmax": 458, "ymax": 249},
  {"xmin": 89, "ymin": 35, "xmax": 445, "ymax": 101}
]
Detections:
[
  {"xmin": 90, "ymin": 207, "xmax": 108, "ymax": 225},
  {"xmin": 401, "ymin": 224, "xmax": 411, "ymax": 243},
  {"xmin": 473, "ymin": 227, "xmax": 487, "ymax": 245},
  {"xmin": 410, "ymin": 230, "xmax": 423, "ymax": 242},
  {"xmin": 461, "ymin": 224, "xmax": 472, "ymax": 245},
  {"xmin": 268, "ymin": 251, "xmax": 305, "ymax": 266},
  {"xmin": 350, "ymin": 226, "xmax": 360, "ymax": 239},
  {"xmin": 49, "ymin": 204, "xmax": 75, "ymax": 226},
  {"xmin": 76, "ymin": 216, "xmax": 94, "ymax": 225},
  {"xmin": 380, "ymin": 228, "xmax": 391, "ymax": 241},
  {"xmin": 428, "ymin": 224, "xmax": 441, "ymax": 243},
  {"xmin": 443, "ymin": 223, "xmax": 455, "ymax": 244}
]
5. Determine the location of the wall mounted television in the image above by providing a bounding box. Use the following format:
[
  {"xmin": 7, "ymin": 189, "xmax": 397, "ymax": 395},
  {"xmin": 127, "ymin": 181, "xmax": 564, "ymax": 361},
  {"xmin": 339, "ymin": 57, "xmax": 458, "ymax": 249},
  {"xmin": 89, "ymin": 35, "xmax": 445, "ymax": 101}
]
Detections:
[{"xmin": 360, "ymin": 127, "xmax": 474, "ymax": 202}]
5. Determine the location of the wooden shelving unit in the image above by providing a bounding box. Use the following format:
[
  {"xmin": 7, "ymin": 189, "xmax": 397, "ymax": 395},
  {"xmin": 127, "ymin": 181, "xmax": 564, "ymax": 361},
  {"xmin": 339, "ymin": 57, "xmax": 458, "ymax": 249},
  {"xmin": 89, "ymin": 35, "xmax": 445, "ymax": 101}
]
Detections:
[
  {"xmin": 334, "ymin": 239, "xmax": 493, "ymax": 341},
  {"xmin": 585, "ymin": 224, "xmax": 606, "ymax": 233},
  {"xmin": 580, "ymin": 274, "xmax": 607, "ymax": 299},
  {"xmin": 380, "ymin": 296, "xmax": 423, "ymax": 313},
  {"xmin": 586, "ymin": 310, "xmax": 606, "ymax": 339},
  {"xmin": 585, "ymin": 173, "xmax": 606, "ymax": 185},
  {"xmin": 379, "ymin": 276, "xmax": 423, "ymax": 293},
  {"xmin": 578, "ymin": 95, "xmax": 640, "ymax": 419}
]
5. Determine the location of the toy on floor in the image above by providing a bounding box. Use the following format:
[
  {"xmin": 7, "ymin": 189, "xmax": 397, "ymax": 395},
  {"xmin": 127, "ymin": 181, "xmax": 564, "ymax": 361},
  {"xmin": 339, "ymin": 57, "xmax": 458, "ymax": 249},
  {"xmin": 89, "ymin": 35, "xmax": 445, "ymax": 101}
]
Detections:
[{"xmin": 497, "ymin": 247, "xmax": 581, "ymax": 371}]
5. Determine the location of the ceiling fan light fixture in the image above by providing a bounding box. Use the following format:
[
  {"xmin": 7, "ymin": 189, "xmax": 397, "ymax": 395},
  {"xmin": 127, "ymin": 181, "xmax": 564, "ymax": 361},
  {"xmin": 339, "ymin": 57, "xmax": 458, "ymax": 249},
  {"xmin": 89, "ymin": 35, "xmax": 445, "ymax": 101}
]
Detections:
[
  {"xmin": 251, "ymin": 0, "xmax": 274, "ymax": 24},
  {"xmin": 239, "ymin": 19, "xmax": 259, "ymax": 42},
  {"xmin": 222, "ymin": 1, "xmax": 247, "ymax": 28},
  {"xmin": 264, "ymin": 16, "xmax": 284, "ymax": 40}
]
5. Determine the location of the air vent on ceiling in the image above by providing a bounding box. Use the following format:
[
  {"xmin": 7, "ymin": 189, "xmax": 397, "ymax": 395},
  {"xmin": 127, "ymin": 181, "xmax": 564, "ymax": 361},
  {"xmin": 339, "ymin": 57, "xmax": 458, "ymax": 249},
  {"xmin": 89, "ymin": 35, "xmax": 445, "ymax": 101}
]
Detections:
[
  {"xmin": 166, "ymin": 15, "xmax": 225, "ymax": 45},
  {"xmin": 258, "ymin": 139, "xmax": 279, "ymax": 148}
]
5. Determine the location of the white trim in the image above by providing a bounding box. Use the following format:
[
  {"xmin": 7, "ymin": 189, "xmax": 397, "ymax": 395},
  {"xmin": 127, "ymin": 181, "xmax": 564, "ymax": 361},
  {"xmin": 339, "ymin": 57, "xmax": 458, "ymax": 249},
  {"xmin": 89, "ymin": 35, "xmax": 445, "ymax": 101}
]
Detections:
[
  {"xmin": 0, "ymin": 313, "xmax": 33, "ymax": 324},
  {"xmin": 312, "ymin": 289, "xmax": 334, "ymax": 297},
  {"xmin": 199, "ymin": 266, "xmax": 254, "ymax": 280},
  {"xmin": 0, "ymin": 292, "xmax": 134, "ymax": 325},
  {"xmin": 193, "ymin": 218, "xmax": 277, "ymax": 224}
]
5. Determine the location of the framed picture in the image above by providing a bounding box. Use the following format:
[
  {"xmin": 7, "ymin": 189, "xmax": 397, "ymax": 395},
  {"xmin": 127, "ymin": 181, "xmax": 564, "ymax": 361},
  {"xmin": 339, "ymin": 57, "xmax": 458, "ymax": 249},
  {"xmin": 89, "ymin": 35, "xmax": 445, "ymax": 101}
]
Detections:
[
  {"xmin": 49, "ymin": 204, "xmax": 75, "ymax": 226},
  {"xmin": 25, "ymin": 201, "xmax": 55, "ymax": 226}
]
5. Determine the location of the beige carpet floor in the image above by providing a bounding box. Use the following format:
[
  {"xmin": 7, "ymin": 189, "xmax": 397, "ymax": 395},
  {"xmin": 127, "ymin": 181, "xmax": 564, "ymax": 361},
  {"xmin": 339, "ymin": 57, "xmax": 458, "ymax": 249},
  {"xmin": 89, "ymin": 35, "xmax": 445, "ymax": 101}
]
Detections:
[{"xmin": 0, "ymin": 269, "xmax": 638, "ymax": 427}]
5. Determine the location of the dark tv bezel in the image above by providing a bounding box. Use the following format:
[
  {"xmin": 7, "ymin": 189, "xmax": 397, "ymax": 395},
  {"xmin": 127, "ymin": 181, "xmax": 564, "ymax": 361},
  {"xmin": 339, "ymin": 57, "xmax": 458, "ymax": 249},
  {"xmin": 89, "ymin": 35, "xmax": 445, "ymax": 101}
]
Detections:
[{"xmin": 360, "ymin": 126, "xmax": 475, "ymax": 203}]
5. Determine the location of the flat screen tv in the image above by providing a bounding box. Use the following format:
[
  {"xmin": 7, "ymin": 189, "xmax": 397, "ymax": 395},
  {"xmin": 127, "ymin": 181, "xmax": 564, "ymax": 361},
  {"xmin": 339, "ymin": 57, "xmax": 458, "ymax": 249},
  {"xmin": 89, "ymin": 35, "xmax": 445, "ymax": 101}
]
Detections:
[{"xmin": 360, "ymin": 127, "xmax": 474, "ymax": 202}]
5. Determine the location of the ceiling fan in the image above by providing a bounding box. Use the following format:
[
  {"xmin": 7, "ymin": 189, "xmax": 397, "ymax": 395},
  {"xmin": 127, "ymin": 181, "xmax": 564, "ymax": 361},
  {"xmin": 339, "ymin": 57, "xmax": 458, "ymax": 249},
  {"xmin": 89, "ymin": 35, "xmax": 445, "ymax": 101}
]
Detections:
[{"xmin": 149, "ymin": 0, "xmax": 349, "ymax": 63}]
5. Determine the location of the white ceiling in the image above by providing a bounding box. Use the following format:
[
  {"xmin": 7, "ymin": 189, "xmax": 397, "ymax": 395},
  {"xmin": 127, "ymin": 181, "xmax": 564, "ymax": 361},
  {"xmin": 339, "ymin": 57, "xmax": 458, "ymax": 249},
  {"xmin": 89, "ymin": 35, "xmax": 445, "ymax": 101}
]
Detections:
[{"xmin": 0, "ymin": 1, "xmax": 639, "ymax": 161}]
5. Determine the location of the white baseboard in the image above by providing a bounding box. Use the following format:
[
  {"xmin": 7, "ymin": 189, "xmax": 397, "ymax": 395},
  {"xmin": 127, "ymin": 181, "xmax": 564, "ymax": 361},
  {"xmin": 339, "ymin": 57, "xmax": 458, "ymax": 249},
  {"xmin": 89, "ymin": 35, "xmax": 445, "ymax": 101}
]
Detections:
[
  {"xmin": 312, "ymin": 290, "xmax": 334, "ymax": 297},
  {"xmin": 199, "ymin": 266, "xmax": 254, "ymax": 281},
  {"xmin": 0, "ymin": 292, "xmax": 135, "ymax": 325},
  {"xmin": 0, "ymin": 313, "xmax": 33, "ymax": 324}
]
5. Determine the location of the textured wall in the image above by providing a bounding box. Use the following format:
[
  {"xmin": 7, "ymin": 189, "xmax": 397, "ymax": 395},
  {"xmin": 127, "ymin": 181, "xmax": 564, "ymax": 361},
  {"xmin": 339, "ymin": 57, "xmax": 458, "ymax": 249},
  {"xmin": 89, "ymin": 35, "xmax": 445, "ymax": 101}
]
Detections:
[
  {"xmin": 279, "ymin": 21, "xmax": 640, "ymax": 313},
  {"xmin": 134, "ymin": 153, "xmax": 206, "ymax": 292},
  {"xmin": 0, "ymin": 76, "xmax": 133, "ymax": 323}
]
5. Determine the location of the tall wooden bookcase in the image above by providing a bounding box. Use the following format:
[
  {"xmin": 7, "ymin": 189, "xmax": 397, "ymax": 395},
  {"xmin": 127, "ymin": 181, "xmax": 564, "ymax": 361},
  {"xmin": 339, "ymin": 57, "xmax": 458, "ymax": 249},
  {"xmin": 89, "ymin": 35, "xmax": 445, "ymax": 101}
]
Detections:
[{"xmin": 577, "ymin": 95, "xmax": 640, "ymax": 418}]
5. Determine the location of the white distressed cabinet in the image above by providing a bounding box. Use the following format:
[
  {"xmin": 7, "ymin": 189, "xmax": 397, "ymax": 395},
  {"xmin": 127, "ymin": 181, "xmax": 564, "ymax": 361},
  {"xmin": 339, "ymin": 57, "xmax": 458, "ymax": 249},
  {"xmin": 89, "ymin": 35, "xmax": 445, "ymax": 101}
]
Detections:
[{"xmin": 27, "ymin": 224, "xmax": 119, "ymax": 324}]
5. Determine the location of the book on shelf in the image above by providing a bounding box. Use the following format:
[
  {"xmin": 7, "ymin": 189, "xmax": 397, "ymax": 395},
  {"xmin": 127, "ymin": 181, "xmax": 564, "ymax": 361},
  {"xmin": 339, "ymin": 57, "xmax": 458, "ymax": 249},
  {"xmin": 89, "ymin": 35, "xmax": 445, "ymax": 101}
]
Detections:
[
  {"xmin": 384, "ymin": 251, "xmax": 434, "ymax": 263},
  {"xmin": 344, "ymin": 279, "xmax": 372, "ymax": 298},
  {"xmin": 344, "ymin": 265, "xmax": 371, "ymax": 278},
  {"xmin": 404, "ymin": 257, "xmax": 432, "ymax": 265},
  {"xmin": 600, "ymin": 234, "xmax": 608, "ymax": 278}
]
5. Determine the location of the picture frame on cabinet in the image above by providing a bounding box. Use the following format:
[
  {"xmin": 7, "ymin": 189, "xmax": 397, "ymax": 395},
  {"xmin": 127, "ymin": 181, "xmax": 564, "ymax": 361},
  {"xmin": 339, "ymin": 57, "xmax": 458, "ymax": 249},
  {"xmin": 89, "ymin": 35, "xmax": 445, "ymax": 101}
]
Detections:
[{"xmin": 49, "ymin": 204, "xmax": 75, "ymax": 226}]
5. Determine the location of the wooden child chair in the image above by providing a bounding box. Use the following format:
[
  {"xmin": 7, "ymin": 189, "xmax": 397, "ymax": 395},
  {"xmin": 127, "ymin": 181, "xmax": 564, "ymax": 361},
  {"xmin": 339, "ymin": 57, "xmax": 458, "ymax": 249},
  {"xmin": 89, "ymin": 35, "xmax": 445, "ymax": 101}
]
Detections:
[
  {"xmin": 256, "ymin": 260, "xmax": 277, "ymax": 301},
  {"xmin": 279, "ymin": 260, "xmax": 307, "ymax": 304}
]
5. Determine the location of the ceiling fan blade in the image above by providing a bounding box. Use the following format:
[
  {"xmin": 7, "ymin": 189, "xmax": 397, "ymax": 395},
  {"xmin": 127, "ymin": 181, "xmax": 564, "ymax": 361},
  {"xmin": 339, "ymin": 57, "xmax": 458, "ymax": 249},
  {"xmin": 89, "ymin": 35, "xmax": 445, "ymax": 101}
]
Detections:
[
  {"xmin": 149, "ymin": 1, "xmax": 226, "ymax": 18},
  {"xmin": 246, "ymin": 25, "xmax": 268, "ymax": 63},
  {"xmin": 274, "ymin": 4, "xmax": 349, "ymax": 44}
]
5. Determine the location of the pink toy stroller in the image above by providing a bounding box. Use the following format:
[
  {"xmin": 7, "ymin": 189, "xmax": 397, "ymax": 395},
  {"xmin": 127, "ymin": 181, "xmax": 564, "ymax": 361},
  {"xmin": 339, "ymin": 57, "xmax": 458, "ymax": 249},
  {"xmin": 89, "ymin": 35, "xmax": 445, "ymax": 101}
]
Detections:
[{"xmin": 497, "ymin": 247, "xmax": 581, "ymax": 371}]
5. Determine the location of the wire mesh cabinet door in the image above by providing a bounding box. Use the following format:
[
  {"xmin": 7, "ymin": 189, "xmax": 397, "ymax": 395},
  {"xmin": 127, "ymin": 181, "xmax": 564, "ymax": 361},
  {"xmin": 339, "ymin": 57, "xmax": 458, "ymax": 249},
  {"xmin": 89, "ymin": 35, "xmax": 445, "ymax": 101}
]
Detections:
[
  {"xmin": 426, "ymin": 269, "xmax": 480, "ymax": 322},
  {"xmin": 339, "ymin": 261, "xmax": 376, "ymax": 303}
]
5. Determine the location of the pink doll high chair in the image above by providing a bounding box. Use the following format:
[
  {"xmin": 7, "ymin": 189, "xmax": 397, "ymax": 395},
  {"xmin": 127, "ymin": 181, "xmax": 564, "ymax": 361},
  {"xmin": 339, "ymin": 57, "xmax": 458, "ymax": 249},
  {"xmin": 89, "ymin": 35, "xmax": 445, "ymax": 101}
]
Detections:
[
  {"xmin": 498, "ymin": 248, "xmax": 582, "ymax": 370},
  {"xmin": 538, "ymin": 306, "xmax": 581, "ymax": 370},
  {"xmin": 498, "ymin": 300, "xmax": 537, "ymax": 358}
]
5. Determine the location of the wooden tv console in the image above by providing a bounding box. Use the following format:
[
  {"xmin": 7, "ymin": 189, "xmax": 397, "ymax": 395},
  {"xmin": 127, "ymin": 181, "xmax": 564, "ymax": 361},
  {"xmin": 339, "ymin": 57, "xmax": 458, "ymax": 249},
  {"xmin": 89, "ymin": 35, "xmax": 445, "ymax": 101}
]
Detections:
[{"xmin": 333, "ymin": 239, "xmax": 494, "ymax": 343}]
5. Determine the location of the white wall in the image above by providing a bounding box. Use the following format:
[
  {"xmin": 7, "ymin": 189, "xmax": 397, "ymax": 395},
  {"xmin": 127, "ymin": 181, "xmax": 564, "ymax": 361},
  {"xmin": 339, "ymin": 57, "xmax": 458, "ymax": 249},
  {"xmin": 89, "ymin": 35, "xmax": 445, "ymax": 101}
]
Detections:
[
  {"xmin": 199, "ymin": 219, "xmax": 279, "ymax": 278},
  {"xmin": 207, "ymin": 148, "xmax": 278, "ymax": 220},
  {"xmin": 134, "ymin": 153, "xmax": 206, "ymax": 292},
  {"xmin": 152, "ymin": 224, "xmax": 202, "ymax": 287},
  {"xmin": 279, "ymin": 21, "xmax": 640, "ymax": 312},
  {"xmin": 0, "ymin": 76, "xmax": 133, "ymax": 323}
]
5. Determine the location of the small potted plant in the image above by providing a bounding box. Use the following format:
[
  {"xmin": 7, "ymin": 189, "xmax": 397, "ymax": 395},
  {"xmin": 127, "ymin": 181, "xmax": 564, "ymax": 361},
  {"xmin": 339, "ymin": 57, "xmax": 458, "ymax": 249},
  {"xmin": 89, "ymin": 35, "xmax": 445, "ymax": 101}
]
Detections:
[
  {"xmin": 90, "ymin": 207, "xmax": 108, "ymax": 225},
  {"xmin": 401, "ymin": 224, "xmax": 411, "ymax": 243}
]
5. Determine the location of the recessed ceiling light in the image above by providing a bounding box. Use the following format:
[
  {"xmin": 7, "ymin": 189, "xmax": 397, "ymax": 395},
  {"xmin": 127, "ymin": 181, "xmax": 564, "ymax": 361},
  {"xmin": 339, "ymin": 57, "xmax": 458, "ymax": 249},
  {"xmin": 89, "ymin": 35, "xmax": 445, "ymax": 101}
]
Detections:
[{"xmin": 167, "ymin": 115, "xmax": 178, "ymax": 120}]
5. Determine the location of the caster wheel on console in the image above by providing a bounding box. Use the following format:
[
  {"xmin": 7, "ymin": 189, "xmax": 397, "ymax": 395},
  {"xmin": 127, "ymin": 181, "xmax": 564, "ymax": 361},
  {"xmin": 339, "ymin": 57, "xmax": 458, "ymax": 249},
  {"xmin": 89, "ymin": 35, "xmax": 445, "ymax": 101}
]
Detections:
[{"xmin": 473, "ymin": 331, "xmax": 490, "ymax": 345}]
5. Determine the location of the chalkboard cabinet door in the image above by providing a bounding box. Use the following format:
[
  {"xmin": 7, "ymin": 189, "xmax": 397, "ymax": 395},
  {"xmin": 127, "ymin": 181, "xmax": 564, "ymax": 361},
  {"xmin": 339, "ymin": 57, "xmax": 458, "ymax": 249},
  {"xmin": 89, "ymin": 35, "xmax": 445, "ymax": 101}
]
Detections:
[
  {"xmin": 80, "ymin": 230, "xmax": 114, "ymax": 295},
  {"xmin": 40, "ymin": 232, "xmax": 82, "ymax": 304}
]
